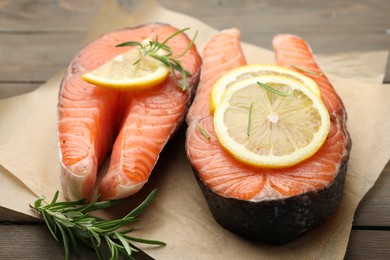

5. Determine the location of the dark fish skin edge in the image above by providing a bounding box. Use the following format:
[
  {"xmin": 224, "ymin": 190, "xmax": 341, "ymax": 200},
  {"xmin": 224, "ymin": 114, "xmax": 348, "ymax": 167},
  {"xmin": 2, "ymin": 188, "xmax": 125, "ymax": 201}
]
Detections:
[{"xmin": 187, "ymin": 133, "xmax": 352, "ymax": 245}]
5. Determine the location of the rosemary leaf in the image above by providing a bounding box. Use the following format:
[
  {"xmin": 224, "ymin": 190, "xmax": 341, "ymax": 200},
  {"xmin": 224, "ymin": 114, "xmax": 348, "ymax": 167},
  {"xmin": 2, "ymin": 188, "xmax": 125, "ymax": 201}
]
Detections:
[
  {"xmin": 116, "ymin": 232, "xmax": 133, "ymax": 256},
  {"xmin": 79, "ymin": 199, "xmax": 121, "ymax": 213},
  {"xmin": 49, "ymin": 191, "xmax": 60, "ymax": 206},
  {"xmin": 247, "ymin": 102, "xmax": 254, "ymax": 137},
  {"xmin": 115, "ymin": 41, "xmax": 143, "ymax": 48},
  {"xmin": 160, "ymin": 27, "xmax": 189, "ymax": 46},
  {"xmin": 89, "ymin": 229, "xmax": 102, "ymax": 247},
  {"xmin": 92, "ymin": 217, "xmax": 136, "ymax": 233},
  {"xmin": 157, "ymin": 43, "xmax": 173, "ymax": 55},
  {"xmin": 127, "ymin": 189, "xmax": 157, "ymax": 218},
  {"xmin": 91, "ymin": 234, "xmax": 105, "ymax": 260},
  {"xmin": 195, "ymin": 123, "xmax": 211, "ymax": 140},
  {"xmin": 257, "ymin": 81, "xmax": 289, "ymax": 97},
  {"xmin": 120, "ymin": 228, "xmax": 134, "ymax": 234},
  {"xmin": 72, "ymin": 227, "xmax": 91, "ymax": 244},
  {"xmin": 75, "ymin": 217, "xmax": 95, "ymax": 227},
  {"xmin": 291, "ymin": 64, "xmax": 323, "ymax": 76},
  {"xmin": 120, "ymin": 233, "xmax": 167, "ymax": 246},
  {"xmin": 42, "ymin": 210, "xmax": 59, "ymax": 242},
  {"xmin": 176, "ymin": 30, "xmax": 198, "ymax": 58},
  {"xmin": 55, "ymin": 221, "xmax": 70, "ymax": 260},
  {"xmin": 65, "ymin": 226, "xmax": 80, "ymax": 256},
  {"xmin": 33, "ymin": 195, "xmax": 45, "ymax": 209},
  {"xmin": 64, "ymin": 210, "xmax": 83, "ymax": 219},
  {"xmin": 105, "ymin": 236, "xmax": 115, "ymax": 258}
]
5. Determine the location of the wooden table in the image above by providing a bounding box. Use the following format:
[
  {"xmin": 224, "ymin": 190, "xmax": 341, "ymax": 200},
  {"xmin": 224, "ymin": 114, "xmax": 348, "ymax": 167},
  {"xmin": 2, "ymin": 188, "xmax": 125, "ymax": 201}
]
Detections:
[{"xmin": 1, "ymin": 0, "xmax": 389, "ymax": 259}]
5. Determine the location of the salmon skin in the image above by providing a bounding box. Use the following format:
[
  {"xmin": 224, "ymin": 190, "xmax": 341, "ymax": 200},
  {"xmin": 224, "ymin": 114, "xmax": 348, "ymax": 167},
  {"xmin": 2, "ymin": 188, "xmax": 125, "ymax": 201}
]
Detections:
[
  {"xmin": 58, "ymin": 23, "xmax": 201, "ymax": 201},
  {"xmin": 185, "ymin": 32, "xmax": 351, "ymax": 244}
]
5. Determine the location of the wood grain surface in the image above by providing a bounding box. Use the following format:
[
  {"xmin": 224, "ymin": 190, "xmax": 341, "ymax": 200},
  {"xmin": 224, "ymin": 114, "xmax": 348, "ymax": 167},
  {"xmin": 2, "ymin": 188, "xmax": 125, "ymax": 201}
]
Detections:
[{"xmin": 0, "ymin": 0, "xmax": 389, "ymax": 259}]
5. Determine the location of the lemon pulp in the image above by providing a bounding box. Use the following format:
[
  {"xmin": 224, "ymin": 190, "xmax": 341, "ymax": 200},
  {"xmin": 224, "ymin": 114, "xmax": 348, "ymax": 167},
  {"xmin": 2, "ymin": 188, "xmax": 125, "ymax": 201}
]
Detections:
[{"xmin": 213, "ymin": 75, "xmax": 330, "ymax": 168}]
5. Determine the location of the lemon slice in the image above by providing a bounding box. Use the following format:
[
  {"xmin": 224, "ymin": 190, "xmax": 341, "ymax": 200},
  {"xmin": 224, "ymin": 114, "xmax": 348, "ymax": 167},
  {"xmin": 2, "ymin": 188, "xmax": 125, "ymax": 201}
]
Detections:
[
  {"xmin": 213, "ymin": 75, "xmax": 330, "ymax": 168},
  {"xmin": 82, "ymin": 41, "xmax": 170, "ymax": 90},
  {"xmin": 210, "ymin": 64, "xmax": 320, "ymax": 113}
]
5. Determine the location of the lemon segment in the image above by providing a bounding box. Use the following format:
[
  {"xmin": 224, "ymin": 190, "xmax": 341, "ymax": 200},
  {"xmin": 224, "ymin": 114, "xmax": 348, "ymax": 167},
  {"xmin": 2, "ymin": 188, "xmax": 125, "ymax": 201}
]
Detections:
[
  {"xmin": 210, "ymin": 64, "xmax": 320, "ymax": 113},
  {"xmin": 82, "ymin": 42, "xmax": 170, "ymax": 90},
  {"xmin": 213, "ymin": 75, "xmax": 330, "ymax": 168}
]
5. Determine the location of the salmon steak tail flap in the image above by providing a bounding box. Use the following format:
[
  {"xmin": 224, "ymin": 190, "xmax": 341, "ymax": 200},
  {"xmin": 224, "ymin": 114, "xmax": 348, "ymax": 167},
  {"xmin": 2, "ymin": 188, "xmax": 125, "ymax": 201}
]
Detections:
[
  {"xmin": 58, "ymin": 23, "xmax": 202, "ymax": 201},
  {"xmin": 185, "ymin": 32, "xmax": 351, "ymax": 244}
]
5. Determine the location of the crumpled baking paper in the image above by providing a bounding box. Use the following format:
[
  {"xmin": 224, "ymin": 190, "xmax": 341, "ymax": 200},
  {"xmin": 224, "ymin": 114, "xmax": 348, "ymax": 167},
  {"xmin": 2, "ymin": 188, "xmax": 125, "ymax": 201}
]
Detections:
[{"xmin": 0, "ymin": 0, "xmax": 389, "ymax": 259}]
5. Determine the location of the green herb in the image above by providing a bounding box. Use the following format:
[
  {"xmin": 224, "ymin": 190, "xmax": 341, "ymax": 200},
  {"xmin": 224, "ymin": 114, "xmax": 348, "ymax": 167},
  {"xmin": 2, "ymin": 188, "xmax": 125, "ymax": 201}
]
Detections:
[
  {"xmin": 247, "ymin": 102, "xmax": 254, "ymax": 137},
  {"xmin": 30, "ymin": 189, "xmax": 164, "ymax": 260},
  {"xmin": 291, "ymin": 64, "xmax": 323, "ymax": 76},
  {"xmin": 195, "ymin": 122, "xmax": 211, "ymax": 140},
  {"xmin": 257, "ymin": 81, "xmax": 289, "ymax": 97},
  {"xmin": 116, "ymin": 28, "xmax": 197, "ymax": 90}
]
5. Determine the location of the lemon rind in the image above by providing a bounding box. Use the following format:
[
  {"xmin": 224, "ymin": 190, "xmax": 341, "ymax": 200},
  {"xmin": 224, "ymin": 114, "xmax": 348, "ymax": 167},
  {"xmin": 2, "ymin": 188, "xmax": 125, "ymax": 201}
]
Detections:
[
  {"xmin": 213, "ymin": 75, "xmax": 330, "ymax": 168},
  {"xmin": 82, "ymin": 66, "xmax": 169, "ymax": 90}
]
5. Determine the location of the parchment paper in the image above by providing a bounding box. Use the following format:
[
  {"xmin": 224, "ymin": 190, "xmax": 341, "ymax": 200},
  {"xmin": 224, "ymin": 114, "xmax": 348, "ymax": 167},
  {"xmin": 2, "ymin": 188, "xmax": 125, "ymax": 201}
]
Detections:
[{"xmin": 1, "ymin": 0, "xmax": 390, "ymax": 259}]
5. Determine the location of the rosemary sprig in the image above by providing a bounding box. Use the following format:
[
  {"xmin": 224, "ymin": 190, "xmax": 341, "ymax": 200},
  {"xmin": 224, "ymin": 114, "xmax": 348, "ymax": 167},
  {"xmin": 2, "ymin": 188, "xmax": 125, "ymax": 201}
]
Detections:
[
  {"xmin": 30, "ymin": 189, "xmax": 164, "ymax": 260},
  {"xmin": 116, "ymin": 28, "xmax": 197, "ymax": 91},
  {"xmin": 257, "ymin": 81, "xmax": 289, "ymax": 96},
  {"xmin": 291, "ymin": 64, "xmax": 323, "ymax": 76}
]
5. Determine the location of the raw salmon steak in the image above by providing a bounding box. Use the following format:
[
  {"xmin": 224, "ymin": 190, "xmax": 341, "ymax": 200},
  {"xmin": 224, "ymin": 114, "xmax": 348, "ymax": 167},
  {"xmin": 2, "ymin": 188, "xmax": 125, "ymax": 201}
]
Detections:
[
  {"xmin": 58, "ymin": 23, "xmax": 201, "ymax": 201},
  {"xmin": 186, "ymin": 32, "xmax": 351, "ymax": 244}
]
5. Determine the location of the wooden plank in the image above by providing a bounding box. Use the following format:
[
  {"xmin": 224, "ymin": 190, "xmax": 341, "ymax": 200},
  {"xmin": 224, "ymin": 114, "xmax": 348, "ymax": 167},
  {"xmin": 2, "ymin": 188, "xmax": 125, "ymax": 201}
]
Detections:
[
  {"xmin": 159, "ymin": 0, "xmax": 390, "ymax": 81},
  {"xmin": 0, "ymin": 83, "xmax": 42, "ymax": 99},
  {"xmin": 1, "ymin": 0, "xmax": 389, "ymax": 45},
  {"xmin": 0, "ymin": 0, "xmax": 103, "ymax": 32},
  {"xmin": 0, "ymin": 33, "xmax": 84, "ymax": 82},
  {"xmin": 0, "ymin": 224, "xmax": 98, "ymax": 259},
  {"xmin": 0, "ymin": 0, "xmax": 388, "ymax": 82},
  {"xmin": 0, "ymin": 224, "xmax": 389, "ymax": 259},
  {"xmin": 345, "ymin": 229, "xmax": 390, "ymax": 260},
  {"xmin": 151, "ymin": 0, "xmax": 387, "ymax": 59},
  {"xmin": 353, "ymin": 161, "xmax": 390, "ymax": 227},
  {"xmin": 0, "ymin": 224, "xmax": 152, "ymax": 260}
]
